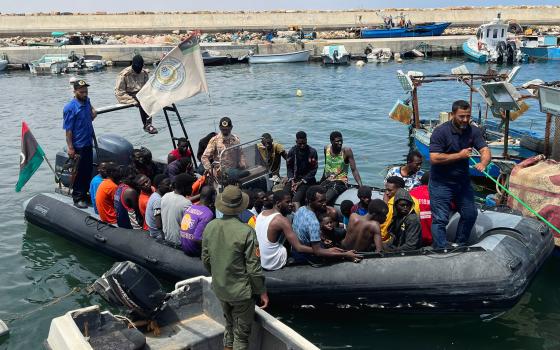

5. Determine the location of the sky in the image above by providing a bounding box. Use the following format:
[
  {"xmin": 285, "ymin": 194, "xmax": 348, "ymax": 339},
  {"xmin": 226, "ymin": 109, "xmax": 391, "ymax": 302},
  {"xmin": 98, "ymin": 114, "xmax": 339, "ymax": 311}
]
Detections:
[{"xmin": 1, "ymin": 0, "xmax": 557, "ymax": 13}]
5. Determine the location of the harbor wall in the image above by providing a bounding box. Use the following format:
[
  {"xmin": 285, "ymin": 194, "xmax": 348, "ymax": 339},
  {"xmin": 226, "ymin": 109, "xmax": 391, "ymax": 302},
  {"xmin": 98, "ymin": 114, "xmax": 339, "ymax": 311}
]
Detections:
[
  {"xmin": 1, "ymin": 36, "xmax": 469, "ymax": 65},
  {"xmin": 1, "ymin": 6, "xmax": 560, "ymax": 36}
]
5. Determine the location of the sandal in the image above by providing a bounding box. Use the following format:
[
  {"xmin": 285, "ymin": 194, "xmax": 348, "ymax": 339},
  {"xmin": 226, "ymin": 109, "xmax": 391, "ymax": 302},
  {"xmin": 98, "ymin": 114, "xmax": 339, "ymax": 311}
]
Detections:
[{"xmin": 144, "ymin": 124, "xmax": 158, "ymax": 134}]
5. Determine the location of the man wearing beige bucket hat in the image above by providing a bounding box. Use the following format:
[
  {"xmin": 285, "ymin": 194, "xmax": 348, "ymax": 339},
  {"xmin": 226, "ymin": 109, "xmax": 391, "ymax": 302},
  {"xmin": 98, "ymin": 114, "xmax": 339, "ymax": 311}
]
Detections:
[{"xmin": 202, "ymin": 185, "xmax": 268, "ymax": 350}]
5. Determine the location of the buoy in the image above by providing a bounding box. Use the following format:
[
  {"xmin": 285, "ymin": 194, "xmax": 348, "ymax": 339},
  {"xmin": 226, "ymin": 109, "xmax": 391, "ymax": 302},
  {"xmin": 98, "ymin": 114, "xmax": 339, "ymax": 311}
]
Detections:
[
  {"xmin": 356, "ymin": 60, "xmax": 365, "ymax": 67},
  {"xmin": 0, "ymin": 319, "xmax": 9, "ymax": 337},
  {"xmin": 394, "ymin": 53, "xmax": 403, "ymax": 63},
  {"xmin": 296, "ymin": 89, "xmax": 303, "ymax": 97},
  {"xmin": 443, "ymin": 57, "xmax": 448, "ymax": 61}
]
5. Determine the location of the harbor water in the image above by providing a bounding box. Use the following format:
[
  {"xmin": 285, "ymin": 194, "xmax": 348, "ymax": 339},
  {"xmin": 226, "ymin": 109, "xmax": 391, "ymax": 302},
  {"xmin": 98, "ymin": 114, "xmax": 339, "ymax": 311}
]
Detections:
[{"xmin": 0, "ymin": 58, "xmax": 559, "ymax": 349}]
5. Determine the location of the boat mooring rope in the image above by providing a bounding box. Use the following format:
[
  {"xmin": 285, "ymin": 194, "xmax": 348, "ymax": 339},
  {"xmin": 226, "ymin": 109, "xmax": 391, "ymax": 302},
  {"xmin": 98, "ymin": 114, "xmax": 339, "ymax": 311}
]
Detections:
[
  {"xmin": 469, "ymin": 157, "xmax": 560, "ymax": 235},
  {"xmin": 2, "ymin": 287, "xmax": 81, "ymax": 323}
]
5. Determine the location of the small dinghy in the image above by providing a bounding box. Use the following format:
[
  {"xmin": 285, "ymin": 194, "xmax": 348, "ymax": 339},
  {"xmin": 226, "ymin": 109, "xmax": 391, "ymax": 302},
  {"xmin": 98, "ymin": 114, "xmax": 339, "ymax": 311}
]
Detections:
[
  {"xmin": 44, "ymin": 263, "xmax": 318, "ymax": 350},
  {"xmin": 321, "ymin": 45, "xmax": 350, "ymax": 65}
]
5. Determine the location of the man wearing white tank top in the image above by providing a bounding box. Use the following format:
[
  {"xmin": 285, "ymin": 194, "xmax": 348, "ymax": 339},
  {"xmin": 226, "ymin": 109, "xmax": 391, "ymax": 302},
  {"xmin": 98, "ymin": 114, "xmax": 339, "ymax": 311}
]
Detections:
[{"xmin": 255, "ymin": 190, "xmax": 314, "ymax": 270}]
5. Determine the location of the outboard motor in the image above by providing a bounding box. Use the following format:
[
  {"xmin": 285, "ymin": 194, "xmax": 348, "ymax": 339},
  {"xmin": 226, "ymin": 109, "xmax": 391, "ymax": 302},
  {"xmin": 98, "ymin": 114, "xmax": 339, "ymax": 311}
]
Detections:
[
  {"xmin": 333, "ymin": 49, "xmax": 339, "ymax": 63},
  {"xmin": 55, "ymin": 134, "xmax": 133, "ymax": 187},
  {"xmin": 506, "ymin": 42, "xmax": 516, "ymax": 64},
  {"xmin": 496, "ymin": 41, "xmax": 507, "ymax": 64},
  {"xmin": 90, "ymin": 261, "xmax": 168, "ymax": 319}
]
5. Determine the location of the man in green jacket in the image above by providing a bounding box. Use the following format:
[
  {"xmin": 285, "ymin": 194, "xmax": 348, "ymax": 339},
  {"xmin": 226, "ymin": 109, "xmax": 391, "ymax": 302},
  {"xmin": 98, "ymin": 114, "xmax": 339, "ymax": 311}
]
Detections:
[{"xmin": 202, "ymin": 185, "xmax": 269, "ymax": 350}]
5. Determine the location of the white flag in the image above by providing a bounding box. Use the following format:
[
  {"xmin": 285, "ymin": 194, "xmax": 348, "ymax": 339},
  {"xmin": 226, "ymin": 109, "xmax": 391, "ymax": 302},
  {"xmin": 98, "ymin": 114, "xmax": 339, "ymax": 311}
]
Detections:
[{"xmin": 137, "ymin": 34, "xmax": 209, "ymax": 116}]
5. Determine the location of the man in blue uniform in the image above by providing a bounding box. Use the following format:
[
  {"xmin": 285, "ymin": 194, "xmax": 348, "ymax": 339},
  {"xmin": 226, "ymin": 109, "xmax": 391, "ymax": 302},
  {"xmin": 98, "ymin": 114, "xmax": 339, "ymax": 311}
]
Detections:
[
  {"xmin": 63, "ymin": 79, "xmax": 96, "ymax": 208},
  {"xmin": 429, "ymin": 100, "xmax": 491, "ymax": 248}
]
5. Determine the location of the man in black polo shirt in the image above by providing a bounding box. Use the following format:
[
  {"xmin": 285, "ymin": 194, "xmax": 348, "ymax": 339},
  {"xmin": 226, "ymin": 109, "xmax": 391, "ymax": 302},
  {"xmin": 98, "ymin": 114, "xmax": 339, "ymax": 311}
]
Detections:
[{"xmin": 429, "ymin": 100, "xmax": 491, "ymax": 248}]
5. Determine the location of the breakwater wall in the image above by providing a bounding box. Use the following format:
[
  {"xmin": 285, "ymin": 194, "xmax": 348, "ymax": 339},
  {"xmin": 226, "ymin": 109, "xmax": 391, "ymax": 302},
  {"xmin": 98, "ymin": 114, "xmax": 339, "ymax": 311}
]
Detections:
[
  {"xmin": 1, "ymin": 6, "xmax": 560, "ymax": 36},
  {"xmin": 1, "ymin": 36, "xmax": 469, "ymax": 66}
]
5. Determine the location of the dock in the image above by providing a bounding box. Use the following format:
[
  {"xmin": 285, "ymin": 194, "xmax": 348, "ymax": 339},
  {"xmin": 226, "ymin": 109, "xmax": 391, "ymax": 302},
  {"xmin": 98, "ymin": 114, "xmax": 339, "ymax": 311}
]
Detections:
[{"xmin": 1, "ymin": 35, "xmax": 469, "ymax": 66}]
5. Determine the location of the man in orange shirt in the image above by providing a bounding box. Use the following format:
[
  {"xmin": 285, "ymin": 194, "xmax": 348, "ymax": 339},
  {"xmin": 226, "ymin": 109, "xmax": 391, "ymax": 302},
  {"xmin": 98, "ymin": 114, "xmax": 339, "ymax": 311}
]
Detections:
[{"xmin": 96, "ymin": 163, "xmax": 120, "ymax": 224}]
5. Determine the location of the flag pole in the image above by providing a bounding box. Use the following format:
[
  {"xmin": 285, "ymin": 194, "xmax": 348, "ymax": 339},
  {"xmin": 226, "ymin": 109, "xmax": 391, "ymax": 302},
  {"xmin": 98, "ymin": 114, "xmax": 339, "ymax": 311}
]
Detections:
[{"xmin": 42, "ymin": 154, "xmax": 60, "ymax": 183}]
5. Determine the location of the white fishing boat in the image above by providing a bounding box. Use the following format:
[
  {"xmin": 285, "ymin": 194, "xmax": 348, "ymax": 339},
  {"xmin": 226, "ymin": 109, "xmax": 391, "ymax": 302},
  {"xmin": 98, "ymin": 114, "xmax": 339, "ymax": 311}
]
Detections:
[
  {"xmin": 248, "ymin": 49, "xmax": 311, "ymax": 64},
  {"xmin": 29, "ymin": 54, "xmax": 69, "ymax": 74},
  {"xmin": 45, "ymin": 268, "xmax": 319, "ymax": 350},
  {"xmin": 462, "ymin": 13, "xmax": 526, "ymax": 64},
  {"xmin": 0, "ymin": 59, "xmax": 7, "ymax": 71},
  {"xmin": 66, "ymin": 55, "xmax": 106, "ymax": 72},
  {"xmin": 366, "ymin": 47, "xmax": 392, "ymax": 63},
  {"xmin": 321, "ymin": 45, "xmax": 350, "ymax": 65}
]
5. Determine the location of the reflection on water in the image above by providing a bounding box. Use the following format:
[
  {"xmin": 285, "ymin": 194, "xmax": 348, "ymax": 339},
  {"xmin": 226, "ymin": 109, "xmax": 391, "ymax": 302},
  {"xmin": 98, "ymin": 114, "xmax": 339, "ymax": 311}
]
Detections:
[{"xmin": 0, "ymin": 59, "xmax": 559, "ymax": 349}]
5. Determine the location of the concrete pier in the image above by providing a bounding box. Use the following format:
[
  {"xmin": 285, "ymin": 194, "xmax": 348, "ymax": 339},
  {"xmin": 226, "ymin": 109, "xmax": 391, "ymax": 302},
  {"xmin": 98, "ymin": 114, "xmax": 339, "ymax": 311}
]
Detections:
[
  {"xmin": 1, "ymin": 35, "xmax": 469, "ymax": 66},
  {"xmin": 1, "ymin": 6, "xmax": 559, "ymax": 36}
]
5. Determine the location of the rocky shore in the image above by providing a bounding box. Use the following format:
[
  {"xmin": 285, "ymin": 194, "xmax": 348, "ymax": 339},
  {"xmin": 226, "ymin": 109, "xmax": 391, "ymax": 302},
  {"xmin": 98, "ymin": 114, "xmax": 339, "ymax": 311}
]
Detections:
[{"xmin": 1, "ymin": 25, "xmax": 559, "ymax": 48}]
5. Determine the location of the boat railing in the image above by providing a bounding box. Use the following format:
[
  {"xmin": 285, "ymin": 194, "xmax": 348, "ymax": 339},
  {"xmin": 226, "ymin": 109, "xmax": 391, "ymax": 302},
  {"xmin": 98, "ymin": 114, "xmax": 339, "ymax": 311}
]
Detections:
[{"xmin": 94, "ymin": 102, "xmax": 198, "ymax": 167}]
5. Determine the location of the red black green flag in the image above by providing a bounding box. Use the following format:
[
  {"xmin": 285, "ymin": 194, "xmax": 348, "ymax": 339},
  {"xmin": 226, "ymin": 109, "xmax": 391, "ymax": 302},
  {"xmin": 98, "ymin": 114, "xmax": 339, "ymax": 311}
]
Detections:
[{"xmin": 15, "ymin": 121, "xmax": 45, "ymax": 192}]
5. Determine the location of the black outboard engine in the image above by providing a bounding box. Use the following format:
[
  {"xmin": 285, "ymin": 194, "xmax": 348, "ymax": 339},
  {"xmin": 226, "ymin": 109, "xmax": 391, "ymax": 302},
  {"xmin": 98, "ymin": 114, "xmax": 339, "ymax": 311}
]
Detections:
[
  {"xmin": 90, "ymin": 261, "xmax": 168, "ymax": 319},
  {"xmin": 55, "ymin": 134, "xmax": 133, "ymax": 187},
  {"xmin": 506, "ymin": 42, "xmax": 516, "ymax": 64},
  {"xmin": 496, "ymin": 41, "xmax": 507, "ymax": 64}
]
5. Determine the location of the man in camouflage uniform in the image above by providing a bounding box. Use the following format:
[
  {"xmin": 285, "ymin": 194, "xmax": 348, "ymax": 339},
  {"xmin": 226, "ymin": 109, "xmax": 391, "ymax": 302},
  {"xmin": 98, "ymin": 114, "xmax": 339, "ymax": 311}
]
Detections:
[
  {"xmin": 201, "ymin": 117, "xmax": 247, "ymax": 180},
  {"xmin": 114, "ymin": 54, "xmax": 158, "ymax": 134},
  {"xmin": 202, "ymin": 185, "xmax": 269, "ymax": 350}
]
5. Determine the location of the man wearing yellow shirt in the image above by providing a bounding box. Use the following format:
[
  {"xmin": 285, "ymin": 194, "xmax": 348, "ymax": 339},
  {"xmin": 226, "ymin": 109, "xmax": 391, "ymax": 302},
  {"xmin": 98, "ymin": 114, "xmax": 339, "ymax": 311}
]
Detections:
[{"xmin": 380, "ymin": 176, "xmax": 419, "ymax": 242}]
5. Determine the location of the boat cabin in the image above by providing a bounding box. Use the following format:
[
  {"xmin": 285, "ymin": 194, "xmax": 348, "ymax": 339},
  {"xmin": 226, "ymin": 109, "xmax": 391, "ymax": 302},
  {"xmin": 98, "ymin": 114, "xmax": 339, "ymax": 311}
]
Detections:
[{"xmin": 476, "ymin": 14, "xmax": 509, "ymax": 49}]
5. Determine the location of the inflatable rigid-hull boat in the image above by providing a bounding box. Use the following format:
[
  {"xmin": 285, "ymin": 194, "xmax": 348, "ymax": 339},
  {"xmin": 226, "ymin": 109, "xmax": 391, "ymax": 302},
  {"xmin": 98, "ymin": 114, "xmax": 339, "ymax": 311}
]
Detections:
[{"xmin": 25, "ymin": 192, "xmax": 553, "ymax": 313}]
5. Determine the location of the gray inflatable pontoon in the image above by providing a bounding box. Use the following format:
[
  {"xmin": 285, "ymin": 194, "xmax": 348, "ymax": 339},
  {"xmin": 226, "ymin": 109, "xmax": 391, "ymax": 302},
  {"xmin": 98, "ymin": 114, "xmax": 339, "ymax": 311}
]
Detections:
[{"xmin": 25, "ymin": 190, "xmax": 553, "ymax": 313}]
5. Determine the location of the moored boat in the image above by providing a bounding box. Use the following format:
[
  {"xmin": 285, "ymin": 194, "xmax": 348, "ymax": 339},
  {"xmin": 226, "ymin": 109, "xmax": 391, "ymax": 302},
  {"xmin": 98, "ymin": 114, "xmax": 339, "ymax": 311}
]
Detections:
[
  {"xmin": 29, "ymin": 54, "xmax": 69, "ymax": 74},
  {"xmin": 321, "ymin": 45, "xmax": 350, "ymax": 65},
  {"xmin": 0, "ymin": 59, "xmax": 7, "ymax": 72},
  {"xmin": 248, "ymin": 49, "xmax": 311, "ymax": 64},
  {"xmin": 360, "ymin": 22, "xmax": 450, "ymax": 39},
  {"xmin": 365, "ymin": 45, "xmax": 392, "ymax": 63},
  {"xmin": 462, "ymin": 13, "xmax": 526, "ymax": 64},
  {"xmin": 521, "ymin": 35, "xmax": 560, "ymax": 60},
  {"xmin": 45, "ymin": 273, "xmax": 319, "ymax": 350}
]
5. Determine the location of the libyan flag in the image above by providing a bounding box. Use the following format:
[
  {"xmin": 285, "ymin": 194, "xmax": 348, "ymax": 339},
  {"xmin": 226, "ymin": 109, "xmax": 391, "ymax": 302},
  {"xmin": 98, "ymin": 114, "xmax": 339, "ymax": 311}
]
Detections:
[{"xmin": 15, "ymin": 121, "xmax": 45, "ymax": 192}]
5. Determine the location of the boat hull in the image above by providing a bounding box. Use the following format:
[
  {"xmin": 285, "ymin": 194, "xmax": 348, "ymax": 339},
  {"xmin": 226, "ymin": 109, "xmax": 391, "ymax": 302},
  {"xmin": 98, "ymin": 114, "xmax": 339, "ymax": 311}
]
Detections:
[
  {"xmin": 521, "ymin": 46, "xmax": 560, "ymax": 60},
  {"xmin": 25, "ymin": 192, "xmax": 553, "ymax": 312},
  {"xmin": 248, "ymin": 50, "xmax": 311, "ymax": 64},
  {"xmin": 462, "ymin": 41, "xmax": 488, "ymax": 63},
  {"xmin": 360, "ymin": 22, "xmax": 450, "ymax": 38},
  {"xmin": 321, "ymin": 54, "xmax": 350, "ymax": 65},
  {"xmin": 0, "ymin": 59, "xmax": 7, "ymax": 71}
]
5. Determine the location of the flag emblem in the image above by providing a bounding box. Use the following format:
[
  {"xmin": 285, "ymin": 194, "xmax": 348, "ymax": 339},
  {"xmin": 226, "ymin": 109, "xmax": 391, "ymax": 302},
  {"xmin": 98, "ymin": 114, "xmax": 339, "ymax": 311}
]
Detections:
[
  {"xmin": 15, "ymin": 121, "xmax": 45, "ymax": 192},
  {"xmin": 153, "ymin": 57, "xmax": 185, "ymax": 91}
]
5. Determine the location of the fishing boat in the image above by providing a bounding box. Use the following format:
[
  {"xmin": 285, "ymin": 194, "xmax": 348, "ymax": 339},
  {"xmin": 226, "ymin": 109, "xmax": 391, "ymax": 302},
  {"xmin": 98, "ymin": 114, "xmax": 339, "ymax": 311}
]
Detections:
[
  {"xmin": 321, "ymin": 45, "xmax": 350, "ymax": 65},
  {"xmin": 247, "ymin": 49, "xmax": 311, "ymax": 64},
  {"xmin": 462, "ymin": 13, "xmax": 526, "ymax": 64},
  {"xmin": 45, "ymin": 272, "xmax": 319, "ymax": 350},
  {"xmin": 0, "ymin": 58, "xmax": 7, "ymax": 72},
  {"xmin": 66, "ymin": 55, "xmax": 106, "ymax": 72},
  {"xmin": 520, "ymin": 35, "xmax": 560, "ymax": 60},
  {"xmin": 29, "ymin": 54, "xmax": 69, "ymax": 74},
  {"xmin": 360, "ymin": 22, "xmax": 450, "ymax": 39},
  {"xmin": 201, "ymin": 50, "xmax": 233, "ymax": 66},
  {"xmin": 365, "ymin": 45, "xmax": 392, "ymax": 63}
]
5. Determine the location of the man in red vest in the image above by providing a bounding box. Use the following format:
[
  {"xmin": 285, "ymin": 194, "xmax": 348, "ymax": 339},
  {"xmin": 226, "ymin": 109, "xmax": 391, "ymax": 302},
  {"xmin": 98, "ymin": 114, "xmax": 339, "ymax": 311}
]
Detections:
[{"xmin": 409, "ymin": 172, "xmax": 432, "ymax": 246}]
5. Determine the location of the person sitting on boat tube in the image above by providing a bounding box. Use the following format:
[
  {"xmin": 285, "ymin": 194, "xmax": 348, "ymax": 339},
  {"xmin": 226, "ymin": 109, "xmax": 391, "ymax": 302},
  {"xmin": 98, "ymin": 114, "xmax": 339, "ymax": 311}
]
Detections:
[
  {"xmin": 292, "ymin": 185, "xmax": 362, "ymax": 265},
  {"xmin": 285, "ymin": 131, "xmax": 318, "ymax": 210},
  {"xmin": 384, "ymin": 150, "xmax": 424, "ymax": 191},
  {"xmin": 255, "ymin": 190, "xmax": 314, "ymax": 271},
  {"xmin": 115, "ymin": 54, "xmax": 158, "ymax": 134},
  {"xmin": 341, "ymin": 199, "xmax": 388, "ymax": 253},
  {"xmin": 384, "ymin": 189, "xmax": 422, "ymax": 251},
  {"xmin": 380, "ymin": 176, "xmax": 419, "ymax": 243},
  {"xmin": 201, "ymin": 117, "xmax": 247, "ymax": 182},
  {"xmin": 320, "ymin": 131, "xmax": 363, "ymax": 206},
  {"xmin": 429, "ymin": 100, "xmax": 490, "ymax": 249}
]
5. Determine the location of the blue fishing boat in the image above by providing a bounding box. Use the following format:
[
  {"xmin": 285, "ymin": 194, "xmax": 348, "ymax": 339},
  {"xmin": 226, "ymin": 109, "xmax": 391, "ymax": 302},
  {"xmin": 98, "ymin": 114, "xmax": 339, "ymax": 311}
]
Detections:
[
  {"xmin": 521, "ymin": 35, "xmax": 560, "ymax": 60},
  {"xmin": 360, "ymin": 22, "xmax": 450, "ymax": 39}
]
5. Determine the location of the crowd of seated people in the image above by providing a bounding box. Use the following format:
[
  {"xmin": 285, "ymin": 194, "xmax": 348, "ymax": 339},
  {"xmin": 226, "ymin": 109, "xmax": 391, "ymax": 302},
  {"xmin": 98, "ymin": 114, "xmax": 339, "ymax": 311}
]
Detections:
[{"xmin": 87, "ymin": 122, "xmax": 437, "ymax": 272}]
